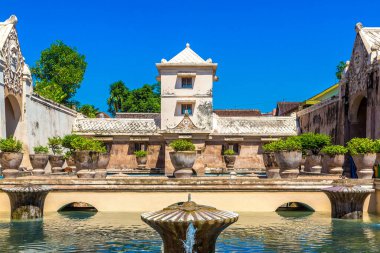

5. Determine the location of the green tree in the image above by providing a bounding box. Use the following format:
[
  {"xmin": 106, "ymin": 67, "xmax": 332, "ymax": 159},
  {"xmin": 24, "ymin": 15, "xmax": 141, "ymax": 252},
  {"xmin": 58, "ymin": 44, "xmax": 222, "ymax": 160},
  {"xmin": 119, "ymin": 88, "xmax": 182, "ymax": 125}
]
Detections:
[
  {"xmin": 78, "ymin": 104, "xmax": 99, "ymax": 118},
  {"xmin": 33, "ymin": 80, "xmax": 67, "ymax": 103},
  {"xmin": 336, "ymin": 61, "xmax": 347, "ymax": 81},
  {"xmin": 31, "ymin": 40, "xmax": 87, "ymax": 104},
  {"xmin": 107, "ymin": 81, "xmax": 129, "ymax": 116},
  {"xmin": 123, "ymin": 84, "xmax": 160, "ymax": 113}
]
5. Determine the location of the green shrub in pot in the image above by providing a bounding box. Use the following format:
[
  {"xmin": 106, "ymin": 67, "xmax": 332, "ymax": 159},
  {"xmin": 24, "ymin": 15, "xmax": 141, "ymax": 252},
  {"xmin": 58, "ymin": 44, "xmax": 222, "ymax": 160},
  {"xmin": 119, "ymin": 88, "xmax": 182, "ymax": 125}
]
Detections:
[
  {"xmin": 170, "ymin": 139, "xmax": 195, "ymax": 152},
  {"xmin": 0, "ymin": 136, "xmax": 23, "ymax": 153},
  {"xmin": 134, "ymin": 150, "xmax": 148, "ymax": 157},
  {"xmin": 347, "ymin": 138, "xmax": 376, "ymax": 179},
  {"xmin": 321, "ymin": 145, "xmax": 348, "ymax": 156},
  {"xmin": 299, "ymin": 133, "xmax": 331, "ymax": 155},
  {"xmin": 33, "ymin": 145, "xmax": 49, "ymax": 154}
]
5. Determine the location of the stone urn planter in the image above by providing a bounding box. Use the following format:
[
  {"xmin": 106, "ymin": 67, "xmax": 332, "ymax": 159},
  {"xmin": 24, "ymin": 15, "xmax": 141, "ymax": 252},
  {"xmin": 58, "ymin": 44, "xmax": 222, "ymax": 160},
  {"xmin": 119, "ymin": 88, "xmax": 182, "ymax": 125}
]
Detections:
[
  {"xmin": 322, "ymin": 154, "xmax": 345, "ymax": 175},
  {"xmin": 95, "ymin": 153, "xmax": 110, "ymax": 178},
  {"xmin": 29, "ymin": 154, "xmax": 49, "ymax": 176},
  {"xmin": 352, "ymin": 154, "xmax": 376, "ymax": 179},
  {"xmin": 49, "ymin": 155, "xmax": 65, "ymax": 173},
  {"xmin": 75, "ymin": 151, "xmax": 99, "ymax": 179},
  {"xmin": 0, "ymin": 152, "xmax": 23, "ymax": 178},
  {"xmin": 274, "ymin": 151, "xmax": 302, "ymax": 179},
  {"xmin": 136, "ymin": 156, "xmax": 148, "ymax": 169},
  {"xmin": 263, "ymin": 152, "xmax": 280, "ymax": 179},
  {"xmin": 169, "ymin": 151, "xmax": 197, "ymax": 178},
  {"xmin": 304, "ymin": 154, "xmax": 322, "ymax": 173},
  {"xmin": 224, "ymin": 155, "xmax": 237, "ymax": 170},
  {"xmin": 65, "ymin": 153, "xmax": 76, "ymax": 172}
]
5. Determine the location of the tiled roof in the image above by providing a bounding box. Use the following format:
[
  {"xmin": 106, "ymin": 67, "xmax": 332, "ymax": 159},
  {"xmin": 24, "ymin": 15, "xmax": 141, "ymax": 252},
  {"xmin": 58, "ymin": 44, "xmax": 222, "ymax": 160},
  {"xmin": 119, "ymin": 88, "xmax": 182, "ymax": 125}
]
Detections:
[
  {"xmin": 213, "ymin": 110, "xmax": 261, "ymax": 117},
  {"xmin": 73, "ymin": 118, "xmax": 159, "ymax": 135},
  {"xmin": 167, "ymin": 43, "xmax": 208, "ymax": 64},
  {"xmin": 276, "ymin": 102, "xmax": 301, "ymax": 116},
  {"xmin": 212, "ymin": 116, "xmax": 297, "ymax": 136}
]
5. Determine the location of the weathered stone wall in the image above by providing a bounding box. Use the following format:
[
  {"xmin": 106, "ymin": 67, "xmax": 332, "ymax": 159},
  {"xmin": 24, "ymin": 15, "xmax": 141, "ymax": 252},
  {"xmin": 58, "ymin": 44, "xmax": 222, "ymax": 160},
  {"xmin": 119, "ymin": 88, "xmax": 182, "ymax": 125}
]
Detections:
[
  {"xmin": 235, "ymin": 142, "xmax": 264, "ymax": 169},
  {"xmin": 108, "ymin": 142, "xmax": 164, "ymax": 170},
  {"xmin": 297, "ymin": 98, "xmax": 340, "ymax": 143}
]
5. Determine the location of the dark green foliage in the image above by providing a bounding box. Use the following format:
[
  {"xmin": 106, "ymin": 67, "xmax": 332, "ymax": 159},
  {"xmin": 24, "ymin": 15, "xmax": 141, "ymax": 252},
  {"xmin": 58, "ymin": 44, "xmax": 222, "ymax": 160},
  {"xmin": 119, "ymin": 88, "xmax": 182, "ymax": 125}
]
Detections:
[
  {"xmin": 299, "ymin": 133, "xmax": 331, "ymax": 155},
  {"xmin": 170, "ymin": 139, "xmax": 195, "ymax": 152},
  {"xmin": 71, "ymin": 136, "xmax": 107, "ymax": 153},
  {"xmin": 347, "ymin": 138, "xmax": 375, "ymax": 155},
  {"xmin": 265, "ymin": 136, "xmax": 302, "ymax": 152},
  {"xmin": 223, "ymin": 149, "xmax": 236, "ymax": 155},
  {"xmin": 263, "ymin": 142, "xmax": 277, "ymax": 153},
  {"xmin": 33, "ymin": 145, "xmax": 49, "ymax": 154},
  {"xmin": 62, "ymin": 134, "xmax": 79, "ymax": 150},
  {"xmin": 31, "ymin": 40, "xmax": 87, "ymax": 104},
  {"xmin": 48, "ymin": 136, "xmax": 63, "ymax": 155},
  {"xmin": 134, "ymin": 150, "xmax": 148, "ymax": 157},
  {"xmin": 107, "ymin": 81, "xmax": 129, "ymax": 116},
  {"xmin": 321, "ymin": 145, "xmax": 348, "ymax": 156},
  {"xmin": 0, "ymin": 136, "xmax": 23, "ymax": 152},
  {"xmin": 78, "ymin": 104, "xmax": 99, "ymax": 118},
  {"xmin": 336, "ymin": 61, "xmax": 347, "ymax": 81},
  {"xmin": 373, "ymin": 140, "xmax": 380, "ymax": 153},
  {"xmin": 107, "ymin": 81, "xmax": 160, "ymax": 116}
]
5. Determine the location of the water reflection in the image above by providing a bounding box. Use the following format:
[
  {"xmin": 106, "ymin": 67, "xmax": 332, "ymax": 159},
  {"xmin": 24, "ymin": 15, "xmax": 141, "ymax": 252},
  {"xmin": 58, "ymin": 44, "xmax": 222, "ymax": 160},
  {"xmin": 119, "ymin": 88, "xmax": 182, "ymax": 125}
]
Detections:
[{"xmin": 0, "ymin": 212, "xmax": 377, "ymax": 252}]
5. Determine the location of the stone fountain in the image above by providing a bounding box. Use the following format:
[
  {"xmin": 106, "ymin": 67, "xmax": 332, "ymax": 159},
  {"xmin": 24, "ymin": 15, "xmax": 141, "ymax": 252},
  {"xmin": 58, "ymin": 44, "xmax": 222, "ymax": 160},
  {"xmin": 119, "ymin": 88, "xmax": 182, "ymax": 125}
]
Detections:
[
  {"xmin": 141, "ymin": 194, "xmax": 239, "ymax": 253},
  {"xmin": 2, "ymin": 184, "xmax": 51, "ymax": 220},
  {"xmin": 322, "ymin": 184, "xmax": 374, "ymax": 219}
]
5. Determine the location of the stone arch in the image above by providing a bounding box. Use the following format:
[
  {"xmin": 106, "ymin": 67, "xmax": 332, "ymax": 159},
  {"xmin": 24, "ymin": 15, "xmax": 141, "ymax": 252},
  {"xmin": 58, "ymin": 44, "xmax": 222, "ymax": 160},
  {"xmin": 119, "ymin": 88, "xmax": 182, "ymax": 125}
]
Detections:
[
  {"xmin": 58, "ymin": 202, "xmax": 98, "ymax": 212},
  {"xmin": 276, "ymin": 202, "xmax": 315, "ymax": 212},
  {"xmin": 4, "ymin": 94, "xmax": 22, "ymax": 138},
  {"xmin": 349, "ymin": 93, "xmax": 367, "ymax": 138}
]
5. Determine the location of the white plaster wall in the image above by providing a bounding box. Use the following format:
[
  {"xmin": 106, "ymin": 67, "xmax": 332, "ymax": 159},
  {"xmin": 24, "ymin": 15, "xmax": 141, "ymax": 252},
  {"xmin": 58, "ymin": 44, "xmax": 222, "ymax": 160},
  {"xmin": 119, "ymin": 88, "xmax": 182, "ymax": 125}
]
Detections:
[
  {"xmin": 160, "ymin": 67, "xmax": 214, "ymax": 130},
  {"xmin": 25, "ymin": 95, "xmax": 77, "ymax": 151}
]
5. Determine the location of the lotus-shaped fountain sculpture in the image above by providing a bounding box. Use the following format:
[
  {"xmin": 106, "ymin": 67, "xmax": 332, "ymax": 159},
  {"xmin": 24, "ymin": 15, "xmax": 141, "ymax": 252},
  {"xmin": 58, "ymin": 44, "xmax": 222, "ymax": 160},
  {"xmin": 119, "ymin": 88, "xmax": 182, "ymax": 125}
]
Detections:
[{"xmin": 141, "ymin": 194, "xmax": 239, "ymax": 253}]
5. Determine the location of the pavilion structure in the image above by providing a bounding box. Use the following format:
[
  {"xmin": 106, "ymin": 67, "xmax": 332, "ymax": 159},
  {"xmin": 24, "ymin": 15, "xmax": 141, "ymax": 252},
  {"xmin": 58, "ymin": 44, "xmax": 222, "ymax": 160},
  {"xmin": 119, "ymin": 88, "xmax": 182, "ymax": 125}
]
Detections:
[{"xmin": 73, "ymin": 43, "xmax": 297, "ymax": 175}]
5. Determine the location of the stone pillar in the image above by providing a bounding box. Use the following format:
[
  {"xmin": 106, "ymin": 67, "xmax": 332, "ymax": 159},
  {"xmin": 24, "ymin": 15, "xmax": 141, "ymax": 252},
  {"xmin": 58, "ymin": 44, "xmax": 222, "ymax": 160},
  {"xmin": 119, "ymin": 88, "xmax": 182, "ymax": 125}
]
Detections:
[
  {"xmin": 2, "ymin": 184, "xmax": 51, "ymax": 220},
  {"xmin": 322, "ymin": 185, "xmax": 374, "ymax": 219}
]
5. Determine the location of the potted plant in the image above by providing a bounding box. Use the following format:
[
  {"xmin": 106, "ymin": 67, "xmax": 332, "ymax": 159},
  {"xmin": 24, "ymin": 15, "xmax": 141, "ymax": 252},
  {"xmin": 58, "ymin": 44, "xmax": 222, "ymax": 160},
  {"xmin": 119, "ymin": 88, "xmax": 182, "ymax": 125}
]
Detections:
[
  {"xmin": 272, "ymin": 136, "xmax": 303, "ymax": 179},
  {"xmin": 347, "ymin": 138, "xmax": 376, "ymax": 179},
  {"xmin": 71, "ymin": 136, "xmax": 104, "ymax": 178},
  {"xmin": 169, "ymin": 139, "xmax": 196, "ymax": 178},
  {"xmin": 374, "ymin": 140, "xmax": 380, "ymax": 166},
  {"xmin": 96, "ymin": 144, "xmax": 109, "ymax": 179},
  {"xmin": 223, "ymin": 149, "xmax": 237, "ymax": 170},
  {"xmin": 30, "ymin": 145, "xmax": 49, "ymax": 176},
  {"xmin": 0, "ymin": 136, "xmax": 23, "ymax": 178},
  {"xmin": 62, "ymin": 134, "xmax": 79, "ymax": 169},
  {"xmin": 48, "ymin": 136, "xmax": 65, "ymax": 173},
  {"xmin": 135, "ymin": 150, "xmax": 148, "ymax": 169},
  {"xmin": 299, "ymin": 133, "xmax": 331, "ymax": 173},
  {"xmin": 262, "ymin": 142, "xmax": 280, "ymax": 179},
  {"xmin": 321, "ymin": 145, "xmax": 348, "ymax": 175}
]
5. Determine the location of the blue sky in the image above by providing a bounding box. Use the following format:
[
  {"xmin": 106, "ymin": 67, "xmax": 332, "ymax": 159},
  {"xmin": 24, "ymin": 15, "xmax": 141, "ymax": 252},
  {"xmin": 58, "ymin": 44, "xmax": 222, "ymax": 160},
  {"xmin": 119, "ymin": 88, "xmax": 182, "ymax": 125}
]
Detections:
[{"xmin": 2, "ymin": 0, "xmax": 380, "ymax": 113}]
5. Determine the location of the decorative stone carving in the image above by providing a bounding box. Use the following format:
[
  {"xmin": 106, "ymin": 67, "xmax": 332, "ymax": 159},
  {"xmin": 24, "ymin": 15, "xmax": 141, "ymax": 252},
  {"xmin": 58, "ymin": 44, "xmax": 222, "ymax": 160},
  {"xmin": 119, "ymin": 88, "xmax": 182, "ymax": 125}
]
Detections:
[
  {"xmin": 322, "ymin": 185, "xmax": 374, "ymax": 219},
  {"xmin": 141, "ymin": 194, "xmax": 239, "ymax": 253},
  {"xmin": 1, "ymin": 27, "xmax": 24, "ymax": 95},
  {"xmin": 2, "ymin": 184, "xmax": 51, "ymax": 220},
  {"xmin": 170, "ymin": 112, "xmax": 203, "ymax": 131}
]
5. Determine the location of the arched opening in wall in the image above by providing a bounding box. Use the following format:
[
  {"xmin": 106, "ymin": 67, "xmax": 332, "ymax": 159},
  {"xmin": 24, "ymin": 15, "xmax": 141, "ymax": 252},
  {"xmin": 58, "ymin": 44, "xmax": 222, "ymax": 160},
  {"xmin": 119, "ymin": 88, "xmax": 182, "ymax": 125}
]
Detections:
[
  {"xmin": 276, "ymin": 202, "xmax": 314, "ymax": 217},
  {"xmin": 58, "ymin": 202, "xmax": 98, "ymax": 212},
  {"xmin": 4, "ymin": 95, "xmax": 21, "ymax": 138},
  {"xmin": 58, "ymin": 202, "xmax": 98, "ymax": 219},
  {"xmin": 350, "ymin": 97, "xmax": 367, "ymax": 139}
]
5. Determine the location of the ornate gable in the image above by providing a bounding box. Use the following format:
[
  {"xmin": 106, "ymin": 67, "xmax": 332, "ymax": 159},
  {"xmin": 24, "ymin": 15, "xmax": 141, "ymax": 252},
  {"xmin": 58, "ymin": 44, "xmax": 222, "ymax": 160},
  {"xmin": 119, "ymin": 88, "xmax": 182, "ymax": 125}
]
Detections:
[
  {"xmin": 1, "ymin": 27, "xmax": 24, "ymax": 95},
  {"xmin": 170, "ymin": 113, "xmax": 203, "ymax": 131}
]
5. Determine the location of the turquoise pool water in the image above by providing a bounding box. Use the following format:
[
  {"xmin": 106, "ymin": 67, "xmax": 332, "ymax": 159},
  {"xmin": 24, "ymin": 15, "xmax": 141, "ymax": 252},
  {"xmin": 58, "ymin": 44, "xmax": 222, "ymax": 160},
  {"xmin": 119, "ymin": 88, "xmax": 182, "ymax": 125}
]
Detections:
[{"xmin": 0, "ymin": 211, "xmax": 379, "ymax": 252}]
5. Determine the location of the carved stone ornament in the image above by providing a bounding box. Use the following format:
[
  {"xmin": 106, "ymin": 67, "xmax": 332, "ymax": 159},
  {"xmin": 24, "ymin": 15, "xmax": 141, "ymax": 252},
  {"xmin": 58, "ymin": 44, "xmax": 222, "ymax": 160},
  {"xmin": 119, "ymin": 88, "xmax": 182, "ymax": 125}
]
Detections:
[
  {"xmin": 170, "ymin": 112, "xmax": 202, "ymax": 130},
  {"xmin": 2, "ymin": 28, "xmax": 24, "ymax": 95}
]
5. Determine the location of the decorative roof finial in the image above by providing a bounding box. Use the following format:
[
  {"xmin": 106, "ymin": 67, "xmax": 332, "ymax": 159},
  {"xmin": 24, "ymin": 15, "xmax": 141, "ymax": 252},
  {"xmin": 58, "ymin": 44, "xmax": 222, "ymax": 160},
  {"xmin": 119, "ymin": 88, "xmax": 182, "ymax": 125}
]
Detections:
[
  {"xmin": 186, "ymin": 42, "xmax": 190, "ymax": 48},
  {"xmin": 3, "ymin": 15, "xmax": 18, "ymax": 25},
  {"xmin": 355, "ymin": 22, "xmax": 363, "ymax": 33}
]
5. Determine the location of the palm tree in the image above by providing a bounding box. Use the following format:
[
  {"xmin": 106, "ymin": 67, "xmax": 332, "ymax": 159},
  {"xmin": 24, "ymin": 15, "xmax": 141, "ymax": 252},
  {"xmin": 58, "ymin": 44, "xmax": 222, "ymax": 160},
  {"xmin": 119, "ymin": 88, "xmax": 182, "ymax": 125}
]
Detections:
[{"xmin": 107, "ymin": 81, "xmax": 129, "ymax": 116}]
